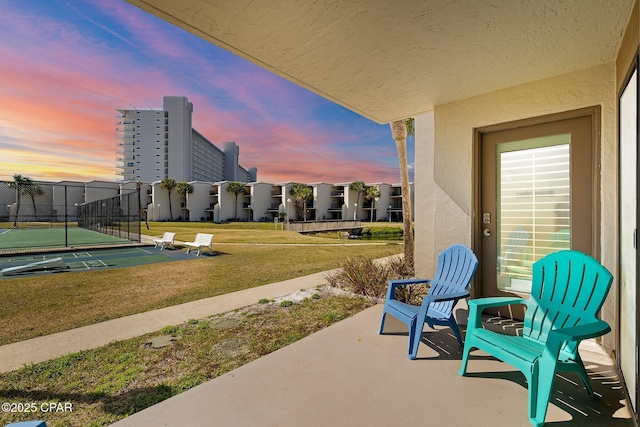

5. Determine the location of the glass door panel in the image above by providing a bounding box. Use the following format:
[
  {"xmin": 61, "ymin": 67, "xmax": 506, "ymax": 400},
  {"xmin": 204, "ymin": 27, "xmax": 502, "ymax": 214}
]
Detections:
[{"xmin": 497, "ymin": 140, "xmax": 571, "ymax": 293}]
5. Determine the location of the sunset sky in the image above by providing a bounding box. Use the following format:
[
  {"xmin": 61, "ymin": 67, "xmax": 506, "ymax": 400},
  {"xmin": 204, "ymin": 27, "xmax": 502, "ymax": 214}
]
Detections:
[{"xmin": 0, "ymin": 0, "xmax": 414, "ymax": 184}]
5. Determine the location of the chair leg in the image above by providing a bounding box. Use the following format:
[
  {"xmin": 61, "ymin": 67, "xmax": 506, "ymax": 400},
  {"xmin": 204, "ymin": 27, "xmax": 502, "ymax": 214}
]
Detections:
[
  {"xmin": 572, "ymin": 353, "xmax": 594, "ymax": 396},
  {"xmin": 379, "ymin": 311, "xmax": 387, "ymax": 335},
  {"xmin": 458, "ymin": 338, "xmax": 473, "ymax": 376},
  {"xmin": 529, "ymin": 361, "xmax": 556, "ymax": 427},
  {"xmin": 408, "ymin": 318, "xmax": 421, "ymax": 360},
  {"xmin": 447, "ymin": 316, "xmax": 464, "ymax": 345}
]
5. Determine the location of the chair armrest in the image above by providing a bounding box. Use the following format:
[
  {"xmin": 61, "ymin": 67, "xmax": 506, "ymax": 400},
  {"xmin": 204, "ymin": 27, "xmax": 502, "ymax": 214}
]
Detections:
[
  {"xmin": 417, "ymin": 290, "xmax": 470, "ymax": 327},
  {"xmin": 466, "ymin": 297, "xmax": 526, "ymax": 331},
  {"xmin": 423, "ymin": 290, "xmax": 470, "ymax": 305},
  {"xmin": 385, "ymin": 278, "xmax": 430, "ymax": 301},
  {"xmin": 467, "ymin": 296, "xmax": 525, "ymax": 310},
  {"xmin": 549, "ymin": 319, "xmax": 611, "ymax": 342}
]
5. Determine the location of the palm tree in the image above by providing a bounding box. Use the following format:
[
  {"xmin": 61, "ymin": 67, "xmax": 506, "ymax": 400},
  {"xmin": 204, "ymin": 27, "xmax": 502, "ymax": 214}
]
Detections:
[
  {"xmin": 390, "ymin": 118, "xmax": 415, "ymax": 266},
  {"xmin": 349, "ymin": 181, "xmax": 366, "ymax": 220},
  {"xmin": 160, "ymin": 178, "xmax": 177, "ymax": 221},
  {"xmin": 5, "ymin": 174, "xmax": 31, "ymax": 227},
  {"xmin": 175, "ymin": 182, "xmax": 194, "ymax": 221},
  {"xmin": 226, "ymin": 181, "xmax": 247, "ymax": 220},
  {"xmin": 290, "ymin": 183, "xmax": 313, "ymax": 221},
  {"xmin": 364, "ymin": 185, "xmax": 381, "ymax": 222},
  {"xmin": 23, "ymin": 180, "xmax": 43, "ymax": 221}
]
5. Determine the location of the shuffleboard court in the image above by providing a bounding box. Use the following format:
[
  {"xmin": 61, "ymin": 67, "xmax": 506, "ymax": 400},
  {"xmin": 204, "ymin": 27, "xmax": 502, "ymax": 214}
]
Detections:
[{"xmin": 0, "ymin": 246, "xmax": 191, "ymax": 278}]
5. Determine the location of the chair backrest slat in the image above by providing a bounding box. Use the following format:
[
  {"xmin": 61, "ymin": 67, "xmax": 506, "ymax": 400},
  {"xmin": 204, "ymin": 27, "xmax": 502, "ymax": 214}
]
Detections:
[
  {"xmin": 522, "ymin": 251, "xmax": 613, "ymax": 351},
  {"xmin": 429, "ymin": 244, "xmax": 478, "ymax": 315}
]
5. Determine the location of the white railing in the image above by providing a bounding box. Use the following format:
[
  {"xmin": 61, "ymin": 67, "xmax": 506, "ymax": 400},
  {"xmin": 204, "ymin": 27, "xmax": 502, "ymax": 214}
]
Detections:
[{"xmin": 287, "ymin": 220, "xmax": 361, "ymax": 233}]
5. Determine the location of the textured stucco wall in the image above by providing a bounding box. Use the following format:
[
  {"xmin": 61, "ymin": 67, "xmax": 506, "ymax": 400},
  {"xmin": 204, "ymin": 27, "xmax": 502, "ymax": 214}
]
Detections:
[
  {"xmin": 415, "ymin": 63, "xmax": 618, "ymax": 352},
  {"xmin": 414, "ymin": 112, "xmax": 436, "ymax": 277}
]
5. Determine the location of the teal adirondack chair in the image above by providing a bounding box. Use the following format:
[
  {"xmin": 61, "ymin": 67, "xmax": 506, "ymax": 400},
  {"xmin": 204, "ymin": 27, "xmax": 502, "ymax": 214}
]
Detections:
[
  {"xmin": 459, "ymin": 250, "xmax": 613, "ymax": 427},
  {"xmin": 379, "ymin": 244, "xmax": 478, "ymax": 359}
]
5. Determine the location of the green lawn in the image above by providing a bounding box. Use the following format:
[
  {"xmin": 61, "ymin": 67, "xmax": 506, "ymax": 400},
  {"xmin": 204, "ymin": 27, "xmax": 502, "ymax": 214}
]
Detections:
[
  {"xmin": 144, "ymin": 221, "xmax": 403, "ymax": 244},
  {"xmin": 0, "ymin": 222, "xmax": 402, "ymax": 345}
]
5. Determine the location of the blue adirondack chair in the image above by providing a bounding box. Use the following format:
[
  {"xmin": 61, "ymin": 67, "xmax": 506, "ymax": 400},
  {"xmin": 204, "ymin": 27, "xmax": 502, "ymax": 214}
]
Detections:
[
  {"xmin": 459, "ymin": 250, "xmax": 613, "ymax": 427},
  {"xmin": 378, "ymin": 244, "xmax": 478, "ymax": 359}
]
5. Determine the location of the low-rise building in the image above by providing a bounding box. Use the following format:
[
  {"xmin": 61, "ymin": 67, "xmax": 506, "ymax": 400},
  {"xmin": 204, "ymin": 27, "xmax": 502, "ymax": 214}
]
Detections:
[{"xmin": 2, "ymin": 178, "xmax": 412, "ymax": 224}]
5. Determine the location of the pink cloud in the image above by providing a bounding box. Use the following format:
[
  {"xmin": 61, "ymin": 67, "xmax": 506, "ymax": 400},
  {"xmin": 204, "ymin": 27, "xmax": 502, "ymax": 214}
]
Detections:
[{"xmin": 0, "ymin": 2, "xmax": 403, "ymax": 184}]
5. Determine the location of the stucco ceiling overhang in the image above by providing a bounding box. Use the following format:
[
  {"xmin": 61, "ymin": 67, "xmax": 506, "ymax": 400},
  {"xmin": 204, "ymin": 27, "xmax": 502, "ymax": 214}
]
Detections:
[{"xmin": 126, "ymin": 0, "xmax": 634, "ymax": 124}]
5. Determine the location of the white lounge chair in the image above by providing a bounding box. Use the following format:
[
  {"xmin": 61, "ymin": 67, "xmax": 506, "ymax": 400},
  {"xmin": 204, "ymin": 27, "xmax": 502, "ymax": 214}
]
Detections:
[
  {"xmin": 153, "ymin": 232, "xmax": 175, "ymax": 250},
  {"xmin": 185, "ymin": 233, "xmax": 214, "ymax": 255}
]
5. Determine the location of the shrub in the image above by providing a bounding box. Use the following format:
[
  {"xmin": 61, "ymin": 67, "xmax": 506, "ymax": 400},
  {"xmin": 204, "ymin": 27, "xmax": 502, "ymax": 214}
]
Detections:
[{"xmin": 325, "ymin": 256, "xmax": 426, "ymax": 303}]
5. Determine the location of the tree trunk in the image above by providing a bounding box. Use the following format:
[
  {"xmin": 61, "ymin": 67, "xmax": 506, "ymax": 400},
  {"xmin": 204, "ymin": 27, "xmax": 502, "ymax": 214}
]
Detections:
[
  {"xmin": 390, "ymin": 120, "xmax": 414, "ymax": 267},
  {"xmin": 14, "ymin": 191, "xmax": 20, "ymax": 227},
  {"xmin": 370, "ymin": 199, "xmax": 375, "ymax": 222},
  {"xmin": 30, "ymin": 195, "xmax": 37, "ymax": 220},
  {"xmin": 234, "ymin": 195, "xmax": 238, "ymax": 220}
]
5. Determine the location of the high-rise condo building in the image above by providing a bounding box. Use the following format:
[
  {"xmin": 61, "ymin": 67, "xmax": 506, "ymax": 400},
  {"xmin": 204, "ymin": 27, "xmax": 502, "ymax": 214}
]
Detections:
[{"xmin": 116, "ymin": 96, "xmax": 256, "ymax": 183}]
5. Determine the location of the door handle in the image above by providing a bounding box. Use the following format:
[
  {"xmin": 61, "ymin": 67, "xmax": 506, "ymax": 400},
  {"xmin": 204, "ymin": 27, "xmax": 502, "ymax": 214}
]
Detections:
[{"xmin": 483, "ymin": 228, "xmax": 491, "ymax": 237}]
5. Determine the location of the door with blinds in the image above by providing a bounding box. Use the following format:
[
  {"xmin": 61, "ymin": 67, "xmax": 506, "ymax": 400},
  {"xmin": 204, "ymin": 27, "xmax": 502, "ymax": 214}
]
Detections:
[{"xmin": 478, "ymin": 110, "xmax": 598, "ymax": 316}]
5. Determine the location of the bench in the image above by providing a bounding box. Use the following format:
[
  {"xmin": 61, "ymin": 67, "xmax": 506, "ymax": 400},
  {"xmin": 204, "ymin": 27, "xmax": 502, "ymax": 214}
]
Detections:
[
  {"xmin": 153, "ymin": 232, "xmax": 175, "ymax": 250},
  {"xmin": 185, "ymin": 233, "xmax": 214, "ymax": 256}
]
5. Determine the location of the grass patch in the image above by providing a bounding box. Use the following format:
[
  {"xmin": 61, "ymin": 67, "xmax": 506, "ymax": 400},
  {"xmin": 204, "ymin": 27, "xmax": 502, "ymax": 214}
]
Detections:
[
  {"xmin": 0, "ymin": 242, "xmax": 400, "ymax": 345},
  {"xmin": 145, "ymin": 221, "xmax": 403, "ymax": 244},
  {"xmin": 0, "ymin": 293, "xmax": 373, "ymax": 426}
]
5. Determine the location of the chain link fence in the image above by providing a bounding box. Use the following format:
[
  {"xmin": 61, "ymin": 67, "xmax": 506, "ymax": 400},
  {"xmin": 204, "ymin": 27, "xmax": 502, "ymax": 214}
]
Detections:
[
  {"xmin": 0, "ymin": 181, "xmax": 141, "ymax": 254},
  {"xmin": 78, "ymin": 191, "xmax": 141, "ymax": 241}
]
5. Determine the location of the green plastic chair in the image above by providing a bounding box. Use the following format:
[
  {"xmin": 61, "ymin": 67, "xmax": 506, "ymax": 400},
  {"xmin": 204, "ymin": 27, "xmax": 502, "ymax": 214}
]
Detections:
[{"xmin": 459, "ymin": 250, "xmax": 613, "ymax": 427}]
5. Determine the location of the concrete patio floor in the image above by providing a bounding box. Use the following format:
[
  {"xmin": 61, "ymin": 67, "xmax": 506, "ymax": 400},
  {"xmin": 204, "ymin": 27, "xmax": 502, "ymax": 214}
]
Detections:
[{"xmin": 111, "ymin": 304, "xmax": 634, "ymax": 427}]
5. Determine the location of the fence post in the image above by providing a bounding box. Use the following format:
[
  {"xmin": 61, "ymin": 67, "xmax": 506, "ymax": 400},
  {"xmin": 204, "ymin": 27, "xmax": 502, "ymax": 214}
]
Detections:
[
  {"xmin": 64, "ymin": 185, "xmax": 68, "ymax": 247},
  {"xmin": 136, "ymin": 187, "xmax": 141, "ymax": 241}
]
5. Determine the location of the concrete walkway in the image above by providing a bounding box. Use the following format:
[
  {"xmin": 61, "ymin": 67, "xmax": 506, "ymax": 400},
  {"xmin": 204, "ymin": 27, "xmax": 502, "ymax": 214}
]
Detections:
[
  {"xmin": 111, "ymin": 305, "xmax": 634, "ymax": 427},
  {"xmin": 0, "ymin": 269, "xmax": 336, "ymax": 373}
]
